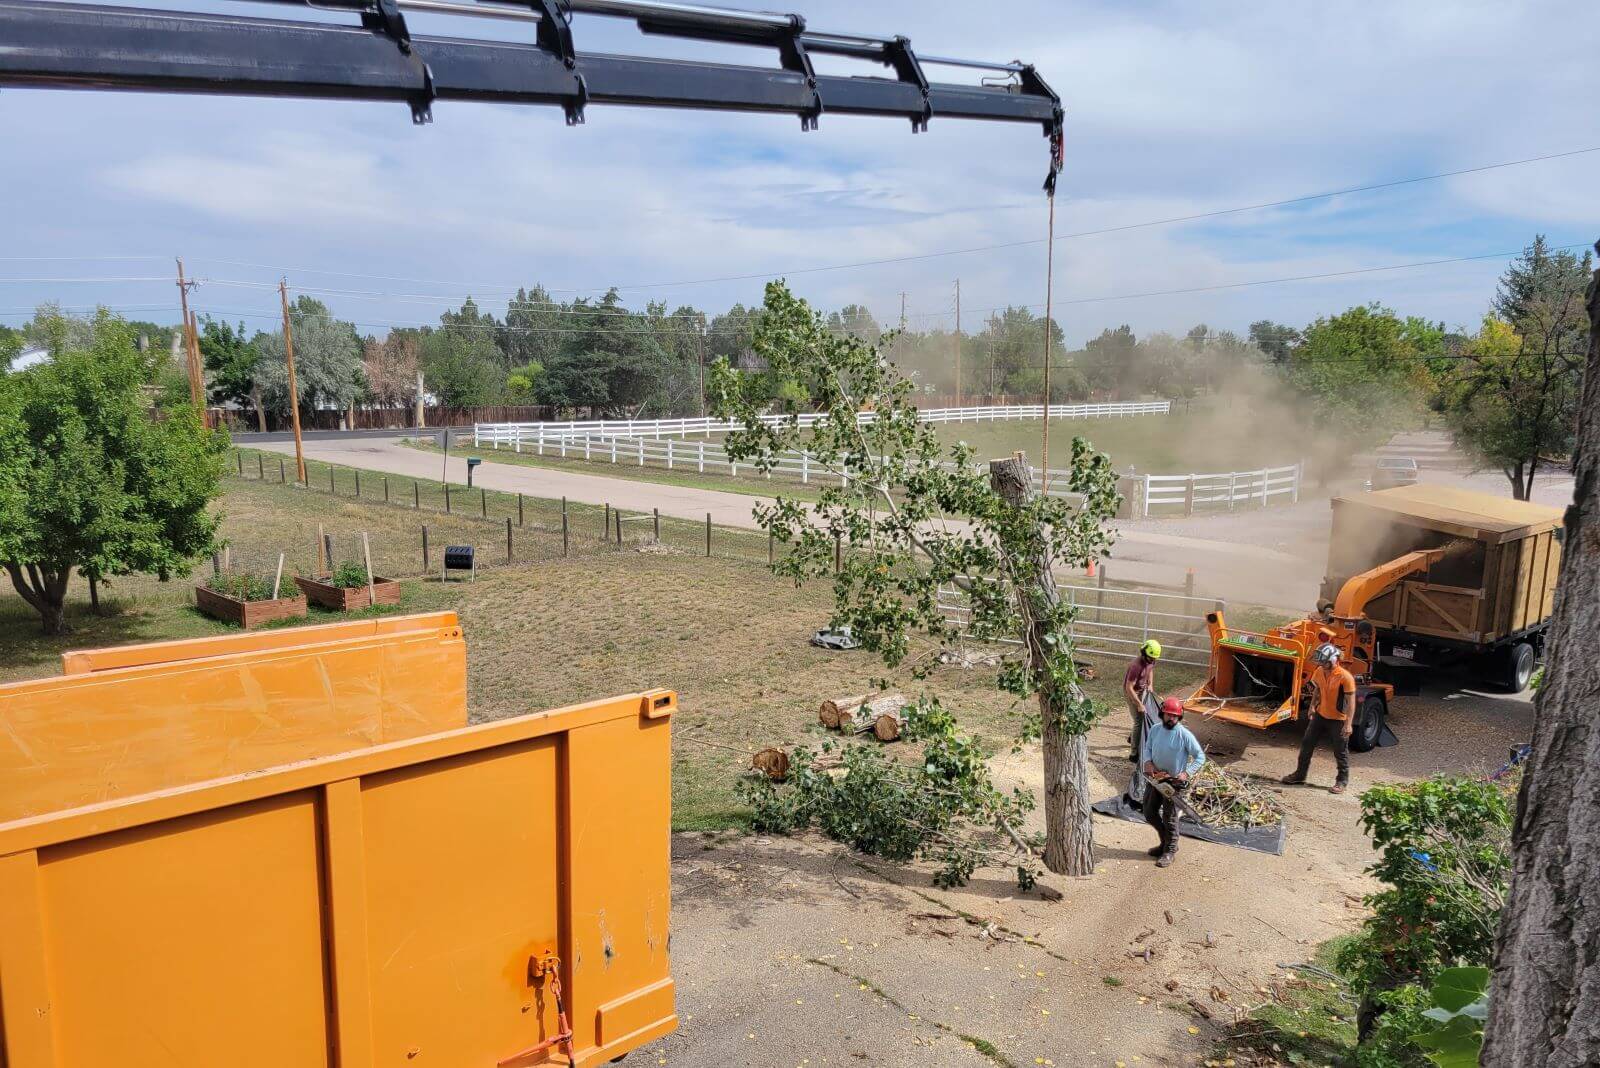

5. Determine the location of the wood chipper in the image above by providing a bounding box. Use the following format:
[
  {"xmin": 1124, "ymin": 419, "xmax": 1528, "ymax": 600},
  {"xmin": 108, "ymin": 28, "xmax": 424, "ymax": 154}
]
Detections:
[
  {"xmin": 0, "ymin": 613, "xmax": 676, "ymax": 1067},
  {"xmin": 1182, "ymin": 549, "xmax": 1442, "ymax": 752},
  {"xmin": 1182, "ymin": 485, "xmax": 1562, "ymax": 752}
]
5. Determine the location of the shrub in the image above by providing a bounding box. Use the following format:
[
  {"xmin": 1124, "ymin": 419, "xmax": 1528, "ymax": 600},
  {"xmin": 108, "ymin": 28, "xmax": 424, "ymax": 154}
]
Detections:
[
  {"xmin": 206, "ymin": 571, "xmax": 275, "ymax": 602},
  {"xmin": 1337, "ymin": 776, "xmax": 1510, "ymax": 1062}
]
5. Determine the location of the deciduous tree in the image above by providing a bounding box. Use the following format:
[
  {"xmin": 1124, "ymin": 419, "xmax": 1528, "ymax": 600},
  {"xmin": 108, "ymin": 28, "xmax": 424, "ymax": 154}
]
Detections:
[
  {"xmin": 713, "ymin": 281, "xmax": 1120, "ymax": 878},
  {"xmin": 0, "ymin": 311, "xmax": 225, "ymax": 634},
  {"xmin": 1480, "ymin": 243, "xmax": 1600, "ymax": 1067},
  {"xmin": 254, "ymin": 296, "xmax": 364, "ymax": 417}
]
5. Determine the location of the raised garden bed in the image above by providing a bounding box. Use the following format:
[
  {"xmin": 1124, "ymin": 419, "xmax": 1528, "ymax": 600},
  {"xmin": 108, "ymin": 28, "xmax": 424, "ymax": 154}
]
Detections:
[
  {"xmin": 194, "ymin": 584, "xmax": 307, "ymax": 629},
  {"xmin": 293, "ymin": 574, "xmax": 402, "ymax": 612}
]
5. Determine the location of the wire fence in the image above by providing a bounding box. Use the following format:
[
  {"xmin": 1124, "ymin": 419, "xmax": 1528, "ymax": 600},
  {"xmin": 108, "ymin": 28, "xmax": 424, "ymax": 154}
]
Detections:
[
  {"xmin": 226, "ymin": 447, "xmax": 788, "ymax": 576},
  {"xmin": 469, "ymin": 400, "xmax": 1173, "ymax": 446},
  {"xmin": 938, "ymin": 572, "xmax": 1223, "ymax": 668}
]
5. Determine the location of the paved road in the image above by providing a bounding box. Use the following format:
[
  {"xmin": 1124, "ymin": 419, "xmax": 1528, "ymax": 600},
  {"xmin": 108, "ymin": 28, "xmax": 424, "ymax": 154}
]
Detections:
[{"xmin": 256, "ymin": 437, "xmax": 1318, "ymax": 606}]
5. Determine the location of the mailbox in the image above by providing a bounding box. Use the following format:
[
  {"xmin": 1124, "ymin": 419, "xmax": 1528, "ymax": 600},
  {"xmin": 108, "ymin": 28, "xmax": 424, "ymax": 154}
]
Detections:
[{"xmin": 466, "ymin": 456, "xmax": 482, "ymax": 487}]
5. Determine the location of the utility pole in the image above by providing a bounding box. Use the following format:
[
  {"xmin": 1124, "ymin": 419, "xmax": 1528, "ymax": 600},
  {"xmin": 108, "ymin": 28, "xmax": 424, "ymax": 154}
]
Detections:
[
  {"xmin": 697, "ymin": 323, "xmax": 706, "ymax": 420},
  {"xmin": 278, "ymin": 279, "xmax": 307, "ymax": 484},
  {"xmin": 899, "ymin": 292, "xmax": 907, "ymax": 330},
  {"xmin": 174, "ymin": 258, "xmax": 205, "ymax": 419},
  {"xmin": 953, "ymin": 279, "xmax": 962, "ymax": 407},
  {"xmin": 415, "ymin": 369, "xmax": 426, "ymax": 429}
]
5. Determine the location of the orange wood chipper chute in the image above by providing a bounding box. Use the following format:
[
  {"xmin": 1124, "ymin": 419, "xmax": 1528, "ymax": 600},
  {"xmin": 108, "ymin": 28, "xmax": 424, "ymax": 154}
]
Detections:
[
  {"xmin": 0, "ymin": 612, "xmax": 676, "ymax": 1067},
  {"xmin": 1181, "ymin": 550, "xmax": 1444, "ymax": 750}
]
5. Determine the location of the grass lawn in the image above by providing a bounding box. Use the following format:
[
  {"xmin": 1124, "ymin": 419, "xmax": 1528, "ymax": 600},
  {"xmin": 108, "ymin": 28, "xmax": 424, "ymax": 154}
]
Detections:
[{"xmin": 0, "ymin": 474, "xmax": 1209, "ymax": 831}]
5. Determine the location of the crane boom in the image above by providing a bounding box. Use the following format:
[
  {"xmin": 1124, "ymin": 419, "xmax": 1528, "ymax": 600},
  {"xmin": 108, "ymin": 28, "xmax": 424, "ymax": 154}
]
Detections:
[{"xmin": 0, "ymin": 0, "xmax": 1064, "ymax": 187}]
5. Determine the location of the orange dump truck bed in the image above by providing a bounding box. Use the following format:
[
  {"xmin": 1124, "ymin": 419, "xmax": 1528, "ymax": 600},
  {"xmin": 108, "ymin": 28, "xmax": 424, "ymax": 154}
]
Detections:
[{"xmin": 0, "ymin": 614, "xmax": 676, "ymax": 1067}]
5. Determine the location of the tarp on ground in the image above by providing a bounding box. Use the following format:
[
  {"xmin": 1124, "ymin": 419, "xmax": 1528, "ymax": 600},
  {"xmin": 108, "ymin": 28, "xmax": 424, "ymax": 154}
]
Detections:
[{"xmin": 1092, "ymin": 690, "xmax": 1288, "ymax": 856}]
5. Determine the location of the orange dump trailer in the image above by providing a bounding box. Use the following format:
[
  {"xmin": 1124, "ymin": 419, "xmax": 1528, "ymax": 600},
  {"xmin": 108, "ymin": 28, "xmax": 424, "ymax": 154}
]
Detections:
[{"xmin": 0, "ymin": 613, "xmax": 676, "ymax": 1067}]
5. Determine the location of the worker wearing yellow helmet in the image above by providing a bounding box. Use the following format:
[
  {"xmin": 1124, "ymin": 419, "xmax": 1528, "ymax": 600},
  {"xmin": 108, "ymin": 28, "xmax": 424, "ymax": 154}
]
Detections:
[{"xmin": 1123, "ymin": 639, "xmax": 1162, "ymax": 761}]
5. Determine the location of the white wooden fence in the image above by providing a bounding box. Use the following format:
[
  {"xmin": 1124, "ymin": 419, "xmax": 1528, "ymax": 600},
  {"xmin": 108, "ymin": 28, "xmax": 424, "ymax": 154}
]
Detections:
[
  {"xmin": 479, "ymin": 429, "xmax": 1091, "ymax": 500},
  {"xmin": 1140, "ymin": 463, "xmax": 1301, "ymax": 515},
  {"xmin": 471, "ymin": 400, "xmax": 1171, "ymax": 447},
  {"xmin": 938, "ymin": 580, "xmax": 1223, "ymax": 668}
]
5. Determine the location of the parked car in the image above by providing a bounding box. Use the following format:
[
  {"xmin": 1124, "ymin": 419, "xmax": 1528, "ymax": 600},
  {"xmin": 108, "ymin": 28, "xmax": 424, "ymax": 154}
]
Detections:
[{"xmin": 1371, "ymin": 456, "xmax": 1420, "ymax": 489}]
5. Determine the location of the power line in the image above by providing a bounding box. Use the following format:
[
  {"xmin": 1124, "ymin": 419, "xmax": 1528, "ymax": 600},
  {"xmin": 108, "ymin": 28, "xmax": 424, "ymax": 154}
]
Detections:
[{"xmin": 146, "ymin": 144, "xmax": 1600, "ymax": 294}]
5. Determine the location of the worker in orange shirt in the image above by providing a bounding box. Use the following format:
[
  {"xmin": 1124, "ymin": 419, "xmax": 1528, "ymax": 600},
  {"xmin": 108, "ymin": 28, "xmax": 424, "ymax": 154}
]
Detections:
[{"xmin": 1281, "ymin": 643, "xmax": 1355, "ymax": 794}]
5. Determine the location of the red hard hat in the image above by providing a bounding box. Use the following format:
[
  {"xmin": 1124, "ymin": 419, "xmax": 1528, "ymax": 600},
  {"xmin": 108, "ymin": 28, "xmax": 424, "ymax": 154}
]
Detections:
[{"xmin": 1161, "ymin": 698, "xmax": 1185, "ymax": 717}]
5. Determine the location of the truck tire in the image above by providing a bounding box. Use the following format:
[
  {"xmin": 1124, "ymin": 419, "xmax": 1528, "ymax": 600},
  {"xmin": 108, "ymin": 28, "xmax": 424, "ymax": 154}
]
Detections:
[
  {"xmin": 1350, "ymin": 694, "xmax": 1385, "ymax": 753},
  {"xmin": 1499, "ymin": 642, "xmax": 1536, "ymax": 693}
]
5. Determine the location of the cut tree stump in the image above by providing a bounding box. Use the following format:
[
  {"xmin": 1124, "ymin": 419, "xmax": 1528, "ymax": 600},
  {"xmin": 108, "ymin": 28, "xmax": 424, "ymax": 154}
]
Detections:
[
  {"xmin": 841, "ymin": 694, "xmax": 907, "ymax": 734},
  {"xmin": 819, "ymin": 694, "xmax": 869, "ymax": 729}
]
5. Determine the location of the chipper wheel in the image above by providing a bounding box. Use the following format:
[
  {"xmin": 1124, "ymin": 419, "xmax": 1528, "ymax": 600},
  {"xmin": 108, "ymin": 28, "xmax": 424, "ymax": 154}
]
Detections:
[{"xmin": 1350, "ymin": 694, "xmax": 1387, "ymax": 753}]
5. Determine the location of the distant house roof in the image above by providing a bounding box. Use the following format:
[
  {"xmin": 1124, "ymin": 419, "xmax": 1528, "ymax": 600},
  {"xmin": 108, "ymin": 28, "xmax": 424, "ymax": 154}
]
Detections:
[{"xmin": 7, "ymin": 347, "xmax": 49, "ymax": 372}]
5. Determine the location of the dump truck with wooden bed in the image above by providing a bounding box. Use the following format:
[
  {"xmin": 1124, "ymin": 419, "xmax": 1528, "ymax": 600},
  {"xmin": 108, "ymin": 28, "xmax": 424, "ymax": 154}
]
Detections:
[
  {"xmin": 0, "ymin": 613, "xmax": 677, "ymax": 1067},
  {"xmin": 1183, "ymin": 485, "xmax": 1561, "ymax": 751}
]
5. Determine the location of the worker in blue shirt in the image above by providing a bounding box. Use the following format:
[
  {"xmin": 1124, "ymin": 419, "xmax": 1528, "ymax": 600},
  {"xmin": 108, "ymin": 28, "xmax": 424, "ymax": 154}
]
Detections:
[{"xmin": 1141, "ymin": 697, "xmax": 1206, "ymax": 868}]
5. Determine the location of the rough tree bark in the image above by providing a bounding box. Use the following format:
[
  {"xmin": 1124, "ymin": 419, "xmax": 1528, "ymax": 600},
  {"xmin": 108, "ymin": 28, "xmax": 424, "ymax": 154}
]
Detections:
[
  {"xmin": 990, "ymin": 455, "xmax": 1095, "ymax": 876},
  {"xmin": 4, "ymin": 562, "xmax": 71, "ymax": 635},
  {"xmin": 1482, "ymin": 245, "xmax": 1600, "ymax": 1067}
]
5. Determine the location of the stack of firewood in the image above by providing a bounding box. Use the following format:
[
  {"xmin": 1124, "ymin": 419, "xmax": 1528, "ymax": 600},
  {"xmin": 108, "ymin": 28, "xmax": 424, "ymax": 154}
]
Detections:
[{"xmin": 818, "ymin": 693, "xmax": 909, "ymax": 741}]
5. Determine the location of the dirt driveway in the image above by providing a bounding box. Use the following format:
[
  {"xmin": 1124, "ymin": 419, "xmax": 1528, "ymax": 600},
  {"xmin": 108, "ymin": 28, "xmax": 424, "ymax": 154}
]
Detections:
[{"xmin": 645, "ymin": 666, "xmax": 1531, "ymax": 1067}]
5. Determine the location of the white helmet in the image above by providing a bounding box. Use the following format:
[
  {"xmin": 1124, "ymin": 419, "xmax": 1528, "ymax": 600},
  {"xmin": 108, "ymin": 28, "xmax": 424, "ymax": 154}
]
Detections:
[{"xmin": 1312, "ymin": 642, "xmax": 1341, "ymax": 666}]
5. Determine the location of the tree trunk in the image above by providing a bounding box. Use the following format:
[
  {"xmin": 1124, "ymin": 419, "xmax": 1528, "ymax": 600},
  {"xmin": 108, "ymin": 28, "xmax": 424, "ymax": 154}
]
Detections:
[
  {"xmin": 252, "ymin": 382, "xmax": 267, "ymax": 433},
  {"xmin": 1482, "ymin": 246, "xmax": 1600, "ymax": 1067},
  {"xmin": 88, "ymin": 572, "xmax": 100, "ymax": 615},
  {"xmin": 990, "ymin": 454, "xmax": 1095, "ymax": 877},
  {"xmin": 1506, "ymin": 461, "xmax": 1527, "ymax": 501},
  {"xmin": 5, "ymin": 561, "xmax": 71, "ymax": 635}
]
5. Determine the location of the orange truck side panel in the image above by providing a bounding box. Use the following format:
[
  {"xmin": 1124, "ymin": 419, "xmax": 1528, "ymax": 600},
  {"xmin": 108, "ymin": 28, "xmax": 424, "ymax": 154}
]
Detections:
[
  {"xmin": 0, "ymin": 612, "xmax": 466, "ymax": 823},
  {"xmin": 0, "ymin": 689, "xmax": 677, "ymax": 1068}
]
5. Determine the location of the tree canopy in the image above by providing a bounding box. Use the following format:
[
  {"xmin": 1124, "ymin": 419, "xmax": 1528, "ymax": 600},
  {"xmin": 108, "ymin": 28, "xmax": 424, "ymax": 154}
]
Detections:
[{"xmin": 0, "ymin": 310, "xmax": 226, "ymax": 634}]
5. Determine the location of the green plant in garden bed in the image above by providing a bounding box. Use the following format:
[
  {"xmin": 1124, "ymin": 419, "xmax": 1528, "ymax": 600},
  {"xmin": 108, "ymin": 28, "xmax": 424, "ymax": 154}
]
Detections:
[
  {"xmin": 205, "ymin": 572, "xmax": 276, "ymax": 602},
  {"xmin": 330, "ymin": 561, "xmax": 371, "ymax": 589}
]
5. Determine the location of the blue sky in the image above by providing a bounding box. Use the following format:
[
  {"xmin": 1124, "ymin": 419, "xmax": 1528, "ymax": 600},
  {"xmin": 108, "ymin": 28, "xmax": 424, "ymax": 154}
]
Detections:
[{"xmin": 1, "ymin": 0, "xmax": 1593, "ymax": 345}]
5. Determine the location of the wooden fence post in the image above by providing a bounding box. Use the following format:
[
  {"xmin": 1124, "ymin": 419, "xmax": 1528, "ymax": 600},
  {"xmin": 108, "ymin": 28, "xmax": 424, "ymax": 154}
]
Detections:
[
  {"xmin": 444, "ymin": 483, "xmax": 451, "ymax": 513},
  {"xmin": 705, "ymin": 513, "xmax": 712, "ymax": 557},
  {"xmin": 323, "ymin": 533, "xmax": 335, "ymax": 571},
  {"xmin": 236, "ymin": 451, "xmax": 244, "ymax": 475},
  {"xmin": 329, "ymin": 467, "xmax": 336, "ymax": 494},
  {"xmin": 257, "ymin": 454, "xmax": 264, "ymax": 480},
  {"xmin": 615, "ymin": 511, "xmax": 623, "ymax": 547},
  {"xmin": 1184, "ymin": 568, "xmax": 1196, "ymax": 600},
  {"xmin": 481, "ymin": 488, "xmax": 487, "ymax": 518},
  {"xmin": 279, "ymin": 457, "xmax": 286, "ymax": 483},
  {"xmin": 413, "ymin": 481, "xmax": 420, "ymax": 509},
  {"xmin": 1184, "ymin": 475, "xmax": 1196, "ymax": 516},
  {"xmin": 518, "ymin": 493, "xmax": 524, "ymax": 526},
  {"xmin": 653, "ymin": 508, "xmax": 660, "ymax": 542},
  {"xmin": 354, "ymin": 470, "xmax": 360, "ymax": 497},
  {"xmin": 834, "ymin": 532, "xmax": 842, "ymax": 574},
  {"xmin": 1261, "ymin": 469, "xmax": 1270, "ymax": 509},
  {"xmin": 422, "ymin": 525, "xmax": 429, "ymax": 571},
  {"xmin": 768, "ymin": 530, "xmax": 774, "ymax": 565},
  {"xmin": 562, "ymin": 497, "xmax": 569, "ymax": 557},
  {"xmin": 383, "ymin": 477, "xmax": 389, "ymax": 503},
  {"xmin": 506, "ymin": 517, "xmax": 513, "ymax": 563},
  {"xmin": 604, "ymin": 503, "xmax": 610, "ymax": 538}
]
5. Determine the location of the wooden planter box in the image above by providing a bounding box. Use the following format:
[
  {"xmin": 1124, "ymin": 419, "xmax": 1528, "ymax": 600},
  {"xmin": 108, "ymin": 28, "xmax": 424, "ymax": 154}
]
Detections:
[
  {"xmin": 293, "ymin": 575, "xmax": 403, "ymax": 612},
  {"xmin": 195, "ymin": 585, "xmax": 308, "ymax": 629}
]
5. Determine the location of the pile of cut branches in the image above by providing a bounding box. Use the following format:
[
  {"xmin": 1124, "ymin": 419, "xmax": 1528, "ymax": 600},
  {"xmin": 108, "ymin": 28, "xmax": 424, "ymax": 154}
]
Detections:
[
  {"xmin": 739, "ymin": 697, "xmax": 1042, "ymax": 890},
  {"xmin": 1187, "ymin": 762, "xmax": 1285, "ymax": 829}
]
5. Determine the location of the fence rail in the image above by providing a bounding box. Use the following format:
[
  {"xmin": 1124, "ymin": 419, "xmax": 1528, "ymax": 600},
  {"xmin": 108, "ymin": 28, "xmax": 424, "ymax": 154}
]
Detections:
[
  {"xmin": 482, "ymin": 429, "xmax": 1090, "ymax": 501},
  {"xmin": 939, "ymin": 579, "xmax": 1223, "ymax": 669},
  {"xmin": 471, "ymin": 400, "xmax": 1172, "ymax": 446},
  {"xmin": 1141, "ymin": 463, "xmax": 1301, "ymax": 515}
]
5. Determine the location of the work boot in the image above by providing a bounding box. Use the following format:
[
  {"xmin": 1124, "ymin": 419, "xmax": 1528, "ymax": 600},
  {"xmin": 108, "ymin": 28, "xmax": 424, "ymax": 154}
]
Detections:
[
  {"xmin": 1281, "ymin": 773, "xmax": 1306, "ymax": 785},
  {"xmin": 1331, "ymin": 782, "xmax": 1348, "ymax": 795},
  {"xmin": 1146, "ymin": 844, "xmax": 1165, "ymax": 857},
  {"xmin": 1155, "ymin": 852, "xmax": 1176, "ymax": 868}
]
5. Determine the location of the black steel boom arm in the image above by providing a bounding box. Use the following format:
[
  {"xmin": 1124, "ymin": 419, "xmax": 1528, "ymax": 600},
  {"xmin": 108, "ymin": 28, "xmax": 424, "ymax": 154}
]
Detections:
[{"xmin": 0, "ymin": 0, "xmax": 1064, "ymax": 188}]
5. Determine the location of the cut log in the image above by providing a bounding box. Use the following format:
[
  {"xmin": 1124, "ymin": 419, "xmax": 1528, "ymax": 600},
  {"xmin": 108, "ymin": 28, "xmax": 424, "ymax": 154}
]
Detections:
[
  {"xmin": 872, "ymin": 711, "xmax": 908, "ymax": 742},
  {"xmin": 752, "ymin": 747, "xmax": 791, "ymax": 781},
  {"xmin": 841, "ymin": 694, "xmax": 907, "ymax": 734},
  {"xmin": 819, "ymin": 693, "xmax": 869, "ymax": 729}
]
